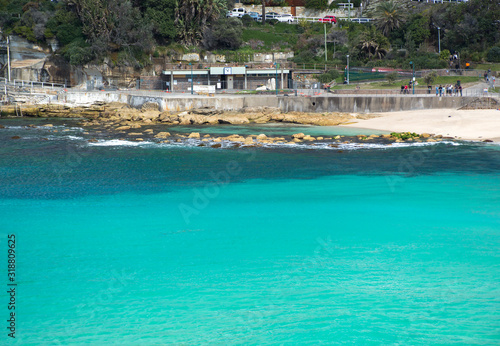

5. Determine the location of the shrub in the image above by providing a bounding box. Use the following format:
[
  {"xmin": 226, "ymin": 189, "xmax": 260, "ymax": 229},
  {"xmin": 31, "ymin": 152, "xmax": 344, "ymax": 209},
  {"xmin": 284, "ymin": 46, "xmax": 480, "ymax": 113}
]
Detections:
[
  {"xmin": 409, "ymin": 53, "xmax": 447, "ymax": 69},
  {"xmin": 423, "ymin": 71, "xmax": 438, "ymax": 85},
  {"xmin": 438, "ymin": 49, "xmax": 450, "ymax": 61},
  {"xmin": 60, "ymin": 39, "xmax": 92, "ymax": 65},
  {"xmin": 386, "ymin": 72, "xmax": 399, "ymax": 84},
  {"xmin": 317, "ymin": 69, "xmax": 341, "ymax": 83},
  {"xmin": 486, "ymin": 47, "xmax": 500, "ymax": 63},
  {"xmin": 305, "ymin": 0, "xmax": 328, "ymax": 10},
  {"xmin": 240, "ymin": 14, "xmax": 253, "ymax": 27},
  {"xmin": 202, "ymin": 18, "xmax": 242, "ymax": 50}
]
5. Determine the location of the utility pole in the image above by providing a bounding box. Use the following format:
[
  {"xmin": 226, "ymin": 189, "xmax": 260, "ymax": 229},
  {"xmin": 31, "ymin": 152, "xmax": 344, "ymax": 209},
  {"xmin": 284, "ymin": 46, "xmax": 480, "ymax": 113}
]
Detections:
[
  {"xmin": 324, "ymin": 24, "xmax": 327, "ymax": 62},
  {"xmin": 7, "ymin": 36, "xmax": 11, "ymax": 82},
  {"xmin": 410, "ymin": 61, "xmax": 415, "ymax": 95},
  {"xmin": 190, "ymin": 62, "xmax": 193, "ymax": 95}
]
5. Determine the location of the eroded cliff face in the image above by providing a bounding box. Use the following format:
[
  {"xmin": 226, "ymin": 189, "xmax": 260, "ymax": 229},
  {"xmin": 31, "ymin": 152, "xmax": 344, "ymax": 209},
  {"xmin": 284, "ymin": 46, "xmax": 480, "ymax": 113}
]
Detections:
[
  {"xmin": 3, "ymin": 35, "xmax": 154, "ymax": 88},
  {"xmin": 42, "ymin": 57, "xmax": 147, "ymax": 89}
]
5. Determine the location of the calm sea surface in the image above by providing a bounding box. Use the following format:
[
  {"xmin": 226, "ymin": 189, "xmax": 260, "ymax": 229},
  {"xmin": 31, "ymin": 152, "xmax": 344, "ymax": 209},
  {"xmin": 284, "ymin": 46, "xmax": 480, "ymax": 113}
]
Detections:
[{"xmin": 1, "ymin": 118, "xmax": 499, "ymax": 345}]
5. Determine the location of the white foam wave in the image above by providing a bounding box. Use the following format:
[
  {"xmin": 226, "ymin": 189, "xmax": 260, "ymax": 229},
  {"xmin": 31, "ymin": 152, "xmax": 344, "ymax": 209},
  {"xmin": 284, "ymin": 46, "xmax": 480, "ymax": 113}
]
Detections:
[
  {"xmin": 88, "ymin": 139, "xmax": 155, "ymax": 147},
  {"xmin": 2, "ymin": 125, "xmax": 83, "ymax": 131},
  {"xmin": 255, "ymin": 140, "xmax": 461, "ymax": 151},
  {"xmin": 86, "ymin": 137, "xmax": 463, "ymax": 150}
]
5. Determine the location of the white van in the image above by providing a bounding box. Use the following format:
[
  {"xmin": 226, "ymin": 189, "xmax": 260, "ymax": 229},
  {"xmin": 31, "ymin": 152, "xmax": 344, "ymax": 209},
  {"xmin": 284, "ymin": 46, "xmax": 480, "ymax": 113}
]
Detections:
[{"xmin": 229, "ymin": 8, "xmax": 247, "ymax": 18}]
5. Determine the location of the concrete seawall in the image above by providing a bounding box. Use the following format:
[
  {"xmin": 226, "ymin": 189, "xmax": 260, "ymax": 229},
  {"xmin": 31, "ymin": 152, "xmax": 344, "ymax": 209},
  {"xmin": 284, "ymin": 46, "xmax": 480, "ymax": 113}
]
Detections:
[
  {"xmin": 60, "ymin": 91, "xmax": 475, "ymax": 113},
  {"xmin": 279, "ymin": 95, "xmax": 474, "ymax": 113}
]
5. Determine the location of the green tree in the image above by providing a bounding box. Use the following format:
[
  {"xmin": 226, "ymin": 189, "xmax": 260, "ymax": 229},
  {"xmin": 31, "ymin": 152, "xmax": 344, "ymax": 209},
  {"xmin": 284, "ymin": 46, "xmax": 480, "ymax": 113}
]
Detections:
[
  {"xmin": 202, "ymin": 18, "xmax": 242, "ymax": 50},
  {"xmin": 46, "ymin": 8, "xmax": 84, "ymax": 46},
  {"xmin": 405, "ymin": 14, "xmax": 430, "ymax": 47},
  {"xmin": 139, "ymin": 0, "xmax": 176, "ymax": 43},
  {"xmin": 70, "ymin": 0, "xmax": 153, "ymax": 61},
  {"xmin": 374, "ymin": 0, "xmax": 405, "ymax": 37}
]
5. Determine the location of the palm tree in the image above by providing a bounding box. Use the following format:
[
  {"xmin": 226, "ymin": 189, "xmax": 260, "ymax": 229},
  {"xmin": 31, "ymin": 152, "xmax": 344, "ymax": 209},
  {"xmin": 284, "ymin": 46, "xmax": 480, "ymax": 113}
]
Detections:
[
  {"xmin": 175, "ymin": 0, "xmax": 226, "ymax": 45},
  {"xmin": 358, "ymin": 26, "xmax": 389, "ymax": 59},
  {"xmin": 374, "ymin": 0, "xmax": 405, "ymax": 37}
]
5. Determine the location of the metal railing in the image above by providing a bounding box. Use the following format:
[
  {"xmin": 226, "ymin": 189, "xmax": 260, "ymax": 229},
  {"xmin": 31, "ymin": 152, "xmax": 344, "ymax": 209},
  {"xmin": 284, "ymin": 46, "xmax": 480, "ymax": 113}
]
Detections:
[
  {"xmin": 0, "ymin": 77, "xmax": 66, "ymax": 89},
  {"xmin": 411, "ymin": 0, "xmax": 469, "ymax": 3}
]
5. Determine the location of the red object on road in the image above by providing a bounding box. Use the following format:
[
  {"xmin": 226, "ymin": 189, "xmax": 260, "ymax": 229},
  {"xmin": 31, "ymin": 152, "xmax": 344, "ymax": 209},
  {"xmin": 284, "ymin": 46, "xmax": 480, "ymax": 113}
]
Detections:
[{"xmin": 318, "ymin": 15, "xmax": 337, "ymax": 24}]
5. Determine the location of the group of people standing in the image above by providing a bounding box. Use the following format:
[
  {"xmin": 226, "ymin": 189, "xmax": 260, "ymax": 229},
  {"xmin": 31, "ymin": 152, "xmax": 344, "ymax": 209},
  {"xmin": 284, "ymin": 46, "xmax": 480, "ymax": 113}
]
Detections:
[
  {"xmin": 435, "ymin": 84, "xmax": 462, "ymax": 97},
  {"xmin": 400, "ymin": 80, "xmax": 417, "ymax": 94}
]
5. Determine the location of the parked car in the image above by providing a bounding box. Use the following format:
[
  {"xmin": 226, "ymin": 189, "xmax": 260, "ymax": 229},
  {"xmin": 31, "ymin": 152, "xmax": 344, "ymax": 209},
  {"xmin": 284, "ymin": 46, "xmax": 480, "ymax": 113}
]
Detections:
[
  {"xmin": 247, "ymin": 11, "xmax": 261, "ymax": 21},
  {"xmin": 318, "ymin": 15, "xmax": 337, "ymax": 24},
  {"xmin": 229, "ymin": 8, "xmax": 247, "ymax": 18},
  {"xmin": 265, "ymin": 12, "xmax": 280, "ymax": 20},
  {"xmin": 350, "ymin": 17, "xmax": 371, "ymax": 23},
  {"xmin": 277, "ymin": 14, "xmax": 294, "ymax": 23}
]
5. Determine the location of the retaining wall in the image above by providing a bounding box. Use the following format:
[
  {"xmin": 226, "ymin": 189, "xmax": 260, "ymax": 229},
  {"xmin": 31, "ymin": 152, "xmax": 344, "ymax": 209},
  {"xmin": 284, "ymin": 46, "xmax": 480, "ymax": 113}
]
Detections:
[{"xmin": 60, "ymin": 91, "xmax": 475, "ymax": 113}]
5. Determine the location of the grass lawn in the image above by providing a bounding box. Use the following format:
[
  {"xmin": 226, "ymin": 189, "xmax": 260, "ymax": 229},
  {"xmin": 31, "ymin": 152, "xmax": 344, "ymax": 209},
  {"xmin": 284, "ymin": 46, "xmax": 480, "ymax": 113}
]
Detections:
[
  {"xmin": 473, "ymin": 63, "xmax": 500, "ymax": 72},
  {"xmin": 240, "ymin": 22, "xmax": 300, "ymax": 51}
]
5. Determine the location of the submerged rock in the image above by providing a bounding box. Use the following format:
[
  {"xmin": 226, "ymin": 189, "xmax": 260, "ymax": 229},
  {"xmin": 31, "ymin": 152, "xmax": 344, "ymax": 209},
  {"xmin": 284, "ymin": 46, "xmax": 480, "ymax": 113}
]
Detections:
[
  {"xmin": 292, "ymin": 133, "xmax": 305, "ymax": 139},
  {"xmin": 115, "ymin": 125, "xmax": 131, "ymax": 131},
  {"xmin": 155, "ymin": 132, "xmax": 171, "ymax": 139}
]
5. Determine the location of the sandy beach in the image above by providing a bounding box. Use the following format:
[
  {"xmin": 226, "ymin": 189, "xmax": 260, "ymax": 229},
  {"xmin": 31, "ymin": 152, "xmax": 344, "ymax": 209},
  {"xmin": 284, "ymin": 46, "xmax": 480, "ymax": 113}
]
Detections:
[{"xmin": 343, "ymin": 109, "xmax": 500, "ymax": 142}]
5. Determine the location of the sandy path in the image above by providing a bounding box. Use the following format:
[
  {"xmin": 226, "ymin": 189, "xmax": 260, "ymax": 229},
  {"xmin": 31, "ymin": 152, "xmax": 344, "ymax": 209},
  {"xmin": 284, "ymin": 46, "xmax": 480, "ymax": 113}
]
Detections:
[{"xmin": 343, "ymin": 109, "xmax": 500, "ymax": 142}]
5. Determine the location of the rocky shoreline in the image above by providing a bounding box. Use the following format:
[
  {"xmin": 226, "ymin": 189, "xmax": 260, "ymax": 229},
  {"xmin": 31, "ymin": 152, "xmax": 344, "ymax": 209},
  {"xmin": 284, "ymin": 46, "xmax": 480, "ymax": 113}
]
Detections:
[{"xmin": 0, "ymin": 102, "xmax": 452, "ymax": 147}]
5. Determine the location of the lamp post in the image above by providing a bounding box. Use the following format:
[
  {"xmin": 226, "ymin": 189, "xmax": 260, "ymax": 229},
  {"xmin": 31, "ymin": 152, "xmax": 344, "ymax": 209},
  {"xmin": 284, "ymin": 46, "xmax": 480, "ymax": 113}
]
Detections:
[
  {"xmin": 346, "ymin": 54, "xmax": 350, "ymax": 85},
  {"xmin": 190, "ymin": 62, "xmax": 193, "ymax": 95},
  {"xmin": 410, "ymin": 61, "xmax": 415, "ymax": 95},
  {"xmin": 437, "ymin": 27, "xmax": 441, "ymax": 53},
  {"xmin": 274, "ymin": 62, "xmax": 278, "ymax": 96}
]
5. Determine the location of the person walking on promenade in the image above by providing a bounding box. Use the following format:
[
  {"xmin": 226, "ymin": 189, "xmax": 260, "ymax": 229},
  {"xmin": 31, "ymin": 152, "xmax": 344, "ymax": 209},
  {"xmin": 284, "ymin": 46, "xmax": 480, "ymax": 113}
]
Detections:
[
  {"xmin": 435, "ymin": 85, "xmax": 439, "ymax": 96},
  {"xmin": 438, "ymin": 85, "xmax": 443, "ymax": 97}
]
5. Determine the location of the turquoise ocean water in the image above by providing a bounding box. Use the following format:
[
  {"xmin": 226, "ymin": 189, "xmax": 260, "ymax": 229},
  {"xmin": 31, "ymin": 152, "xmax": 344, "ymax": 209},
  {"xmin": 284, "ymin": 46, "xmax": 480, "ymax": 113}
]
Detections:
[{"xmin": 1, "ymin": 118, "xmax": 499, "ymax": 345}]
